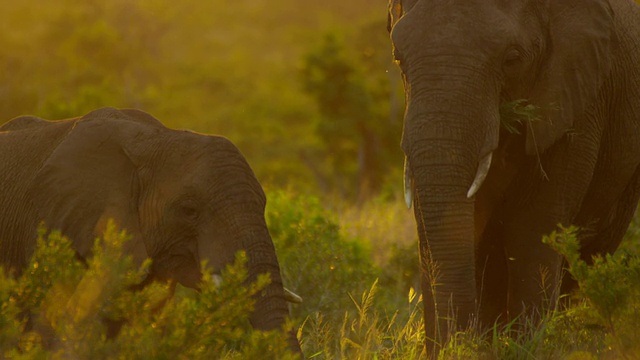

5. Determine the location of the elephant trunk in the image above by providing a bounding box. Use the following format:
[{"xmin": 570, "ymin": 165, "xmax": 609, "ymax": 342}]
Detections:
[
  {"xmin": 403, "ymin": 91, "xmax": 498, "ymax": 353},
  {"xmin": 411, "ymin": 151, "xmax": 477, "ymax": 353},
  {"xmin": 212, "ymin": 142, "xmax": 301, "ymax": 354},
  {"xmin": 231, "ymin": 211, "xmax": 302, "ymax": 354}
]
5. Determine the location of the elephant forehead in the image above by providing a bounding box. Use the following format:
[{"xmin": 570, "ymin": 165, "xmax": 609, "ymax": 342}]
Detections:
[
  {"xmin": 143, "ymin": 166, "xmax": 229, "ymax": 212},
  {"xmin": 144, "ymin": 148, "xmax": 265, "ymax": 209},
  {"xmin": 145, "ymin": 175, "xmax": 205, "ymax": 206},
  {"xmin": 393, "ymin": 0, "xmax": 522, "ymax": 53}
]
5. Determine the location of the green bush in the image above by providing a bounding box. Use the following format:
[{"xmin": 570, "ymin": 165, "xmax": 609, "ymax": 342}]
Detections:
[
  {"xmin": 427, "ymin": 226, "xmax": 640, "ymax": 359},
  {"xmin": 266, "ymin": 190, "xmax": 380, "ymax": 321},
  {"xmin": 0, "ymin": 221, "xmax": 296, "ymax": 359},
  {"xmin": 544, "ymin": 226, "xmax": 640, "ymax": 358},
  {"xmin": 266, "ymin": 191, "xmax": 426, "ymax": 358},
  {"xmin": 7, "ymin": 199, "xmax": 640, "ymax": 359}
]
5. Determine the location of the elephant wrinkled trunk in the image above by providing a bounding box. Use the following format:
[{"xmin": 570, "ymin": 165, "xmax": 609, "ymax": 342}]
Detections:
[
  {"xmin": 400, "ymin": 76, "xmax": 500, "ymax": 344},
  {"xmin": 231, "ymin": 216, "xmax": 301, "ymax": 354},
  {"xmin": 408, "ymin": 143, "xmax": 479, "ymax": 354},
  {"xmin": 212, "ymin": 154, "xmax": 301, "ymax": 353}
]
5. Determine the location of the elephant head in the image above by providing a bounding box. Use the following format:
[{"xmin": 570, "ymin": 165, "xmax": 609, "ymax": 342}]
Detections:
[
  {"xmin": 388, "ymin": 0, "xmax": 621, "ymax": 353},
  {"xmin": 6, "ymin": 107, "xmax": 300, "ymax": 351}
]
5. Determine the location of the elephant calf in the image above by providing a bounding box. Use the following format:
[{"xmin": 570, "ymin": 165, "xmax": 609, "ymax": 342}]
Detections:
[{"xmin": 0, "ymin": 107, "xmax": 301, "ymax": 352}]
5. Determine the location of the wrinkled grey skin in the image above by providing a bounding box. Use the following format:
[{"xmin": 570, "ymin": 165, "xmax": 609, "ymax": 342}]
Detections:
[
  {"xmin": 388, "ymin": 0, "xmax": 640, "ymax": 354},
  {"xmin": 0, "ymin": 107, "xmax": 301, "ymax": 352}
]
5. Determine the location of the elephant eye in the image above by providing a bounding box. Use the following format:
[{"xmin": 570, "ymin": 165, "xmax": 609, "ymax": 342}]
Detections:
[
  {"xmin": 502, "ymin": 47, "xmax": 523, "ymax": 71},
  {"xmin": 178, "ymin": 202, "xmax": 200, "ymax": 221}
]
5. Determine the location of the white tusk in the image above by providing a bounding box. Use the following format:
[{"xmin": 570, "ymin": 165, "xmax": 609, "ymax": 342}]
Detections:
[
  {"xmin": 467, "ymin": 152, "xmax": 493, "ymax": 198},
  {"xmin": 284, "ymin": 287, "xmax": 303, "ymax": 304},
  {"xmin": 211, "ymin": 274, "xmax": 223, "ymax": 287},
  {"xmin": 211, "ymin": 274, "xmax": 301, "ymax": 304},
  {"xmin": 404, "ymin": 157, "xmax": 413, "ymax": 209}
]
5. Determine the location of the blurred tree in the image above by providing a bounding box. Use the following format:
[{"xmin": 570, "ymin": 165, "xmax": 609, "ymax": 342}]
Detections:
[{"xmin": 300, "ymin": 24, "xmax": 403, "ymax": 202}]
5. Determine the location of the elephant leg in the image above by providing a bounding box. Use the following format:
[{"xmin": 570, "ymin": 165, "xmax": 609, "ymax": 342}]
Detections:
[
  {"xmin": 560, "ymin": 163, "xmax": 640, "ymax": 296},
  {"xmin": 581, "ymin": 163, "xmax": 640, "ymax": 258},
  {"xmin": 476, "ymin": 224, "xmax": 508, "ymax": 327},
  {"xmin": 503, "ymin": 220, "xmax": 565, "ymax": 319},
  {"xmin": 502, "ymin": 127, "xmax": 601, "ymax": 319}
]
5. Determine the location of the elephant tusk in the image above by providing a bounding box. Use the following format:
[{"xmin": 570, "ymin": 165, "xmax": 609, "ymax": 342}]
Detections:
[
  {"xmin": 210, "ymin": 274, "xmax": 301, "ymax": 304},
  {"xmin": 284, "ymin": 287, "xmax": 303, "ymax": 304},
  {"xmin": 211, "ymin": 274, "xmax": 223, "ymax": 287},
  {"xmin": 467, "ymin": 152, "xmax": 493, "ymax": 198},
  {"xmin": 404, "ymin": 156, "xmax": 413, "ymax": 209}
]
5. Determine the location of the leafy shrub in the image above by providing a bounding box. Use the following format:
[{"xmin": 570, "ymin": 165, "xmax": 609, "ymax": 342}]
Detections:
[
  {"xmin": 544, "ymin": 226, "xmax": 640, "ymax": 358},
  {"xmin": 336, "ymin": 197, "xmax": 419, "ymax": 300},
  {"xmin": 0, "ymin": 221, "xmax": 296, "ymax": 359},
  {"xmin": 8, "ymin": 199, "xmax": 640, "ymax": 359},
  {"xmin": 266, "ymin": 190, "xmax": 427, "ymax": 358},
  {"xmin": 620, "ymin": 207, "xmax": 640, "ymax": 256},
  {"xmin": 266, "ymin": 190, "xmax": 380, "ymax": 321},
  {"xmin": 428, "ymin": 226, "xmax": 640, "ymax": 359}
]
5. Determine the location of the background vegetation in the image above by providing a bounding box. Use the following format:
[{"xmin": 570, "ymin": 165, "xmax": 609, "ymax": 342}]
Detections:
[
  {"xmin": 2, "ymin": 0, "xmax": 640, "ymax": 358},
  {"xmin": 0, "ymin": 0, "xmax": 403, "ymax": 201},
  {"xmin": 4, "ymin": 196, "xmax": 640, "ymax": 358}
]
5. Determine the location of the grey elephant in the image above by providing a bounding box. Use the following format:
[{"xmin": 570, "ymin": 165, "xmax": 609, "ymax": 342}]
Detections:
[
  {"xmin": 0, "ymin": 107, "xmax": 301, "ymax": 352},
  {"xmin": 387, "ymin": 0, "xmax": 640, "ymax": 354}
]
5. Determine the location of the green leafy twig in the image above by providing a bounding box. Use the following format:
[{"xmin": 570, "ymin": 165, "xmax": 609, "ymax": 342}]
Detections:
[{"xmin": 499, "ymin": 99, "xmax": 542, "ymax": 135}]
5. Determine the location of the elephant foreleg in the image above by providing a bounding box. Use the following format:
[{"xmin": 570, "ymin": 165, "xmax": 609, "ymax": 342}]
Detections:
[
  {"xmin": 501, "ymin": 124, "xmax": 601, "ymax": 319},
  {"xmin": 476, "ymin": 225, "xmax": 509, "ymax": 327},
  {"xmin": 578, "ymin": 163, "xmax": 640, "ymax": 261}
]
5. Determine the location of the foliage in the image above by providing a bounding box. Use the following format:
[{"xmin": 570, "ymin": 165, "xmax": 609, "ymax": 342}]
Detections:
[
  {"xmin": 299, "ymin": 29, "xmax": 403, "ymax": 200},
  {"xmin": 620, "ymin": 206, "xmax": 640, "ymax": 255},
  {"xmin": 4, "ymin": 199, "xmax": 640, "ymax": 358},
  {"xmin": 300, "ymin": 281, "xmax": 426, "ymax": 360},
  {"xmin": 544, "ymin": 225, "xmax": 640, "ymax": 358},
  {"xmin": 499, "ymin": 99, "xmax": 542, "ymax": 135},
  {"xmin": 431, "ymin": 222, "xmax": 640, "ymax": 360},
  {"xmin": 336, "ymin": 197, "xmax": 419, "ymax": 297},
  {"xmin": 263, "ymin": 192, "xmax": 640, "ymax": 358},
  {"xmin": 266, "ymin": 190, "xmax": 380, "ymax": 321},
  {"xmin": 0, "ymin": 222, "xmax": 296, "ymax": 359},
  {"xmin": 266, "ymin": 190, "xmax": 426, "ymax": 357}
]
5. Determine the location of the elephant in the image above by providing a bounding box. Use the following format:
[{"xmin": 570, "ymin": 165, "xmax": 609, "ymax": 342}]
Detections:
[
  {"xmin": 387, "ymin": 0, "xmax": 640, "ymax": 354},
  {"xmin": 0, "ymin": 107, "xmax": 302, "ymax": 353}
]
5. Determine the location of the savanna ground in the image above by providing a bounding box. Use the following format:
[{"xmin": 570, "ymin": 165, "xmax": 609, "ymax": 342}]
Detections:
[{"xmin": 2, "ymin": 1, "xmax": 640, "ymax": 359}]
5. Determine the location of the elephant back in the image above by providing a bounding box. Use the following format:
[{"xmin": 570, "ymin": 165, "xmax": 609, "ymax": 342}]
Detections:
[
  {"xmin": 0, "ymin": 119, "xmax": 76, "ymax": 273},
  {"xmin": 79, "ymin": 107, "xmax": 166, "ymax": 129},
  {"xmin": 0, "ymin": 115, "xmax": 57, "ymax": 132}
]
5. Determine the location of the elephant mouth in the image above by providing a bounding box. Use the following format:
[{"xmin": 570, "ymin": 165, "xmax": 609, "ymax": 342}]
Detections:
[
  {"xmin": 202, "ymin": 272, "xmax": 303, "ymax": 304},
  {"xmin": 149, "ymin": 253, "xmax": 202, "ymax": 289},
  {"xmin": 403, "ymin": 152, "xmax": 493, "ymax": 206},
  {"xmin": 132, "ymin": 256, "xmax": 303, "ymax": 304}
]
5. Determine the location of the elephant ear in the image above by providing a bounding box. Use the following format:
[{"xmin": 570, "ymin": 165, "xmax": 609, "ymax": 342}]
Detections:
[
  {"xmin": 526, "ymin": 0, "xmax": 614, "ymax": 155},
  {"xmin": 29, "ymin": 108, "xmax": 149, "ymax": 266}
]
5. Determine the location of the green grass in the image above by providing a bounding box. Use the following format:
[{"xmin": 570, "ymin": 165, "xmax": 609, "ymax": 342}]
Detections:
[{"xmin": 2, "ymin": 194, "xmax": 640, "ymax": 359}]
